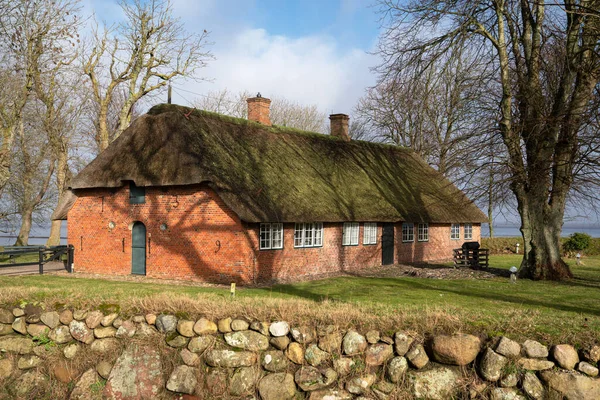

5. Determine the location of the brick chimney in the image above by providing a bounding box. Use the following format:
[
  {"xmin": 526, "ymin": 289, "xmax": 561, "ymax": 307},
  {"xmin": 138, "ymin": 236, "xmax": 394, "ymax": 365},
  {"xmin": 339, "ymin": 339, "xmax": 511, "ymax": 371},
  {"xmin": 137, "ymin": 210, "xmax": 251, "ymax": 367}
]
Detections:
[
  {"xmin": 329, "ymin": 114, "xmax": 350, "ymax": 141},
  {"xmin": 247, "ymin": 94, "xmax": 272, "ymax": 126}
]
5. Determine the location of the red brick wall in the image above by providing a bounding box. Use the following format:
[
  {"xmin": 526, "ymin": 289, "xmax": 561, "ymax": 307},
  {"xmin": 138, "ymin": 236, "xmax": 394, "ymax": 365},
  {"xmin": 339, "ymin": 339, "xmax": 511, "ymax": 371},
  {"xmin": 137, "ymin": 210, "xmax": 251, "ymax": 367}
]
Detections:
[{"xmin": 68, "ymin": 184, "xmax": 481, "ymax": 284}]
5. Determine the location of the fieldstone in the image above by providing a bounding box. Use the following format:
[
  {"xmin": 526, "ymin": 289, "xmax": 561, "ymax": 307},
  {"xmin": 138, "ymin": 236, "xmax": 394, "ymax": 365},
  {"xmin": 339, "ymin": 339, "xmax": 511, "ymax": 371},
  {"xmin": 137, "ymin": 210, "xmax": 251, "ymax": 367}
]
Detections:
[
  {"xmin": 94, "ymin": 326, "xmax": 117, "ymax": 339},
  {"xmin": 224, "ymin": 330, "xmax": 269, "ymax": 351},
  {"xmin": 49, "ymin": 325, "xmax": 72, "ymax": 344},
  {"xmin": 180, "ymin": 348, "xmax": 200, "ymax": 366},
  {"xmin": 116, "ymin": 320, "xmax": 136, "ymax": 338},
  {"xmin": 177, "ymin": 320, "xmax": 195, "ymax": 337},
  {"xmin": 309, "ymin": 389, "xmax": 353, "ymax": 400},
  {"xmin": 345, "ymin": 373, "xmax": 376, "ymax": 395},
  {"xmin": 270, "ymin": 321, "xmax": 290, "ymax": 337},
  {"xmin": 63, "ymin": 343, "xmax": 79, "ymax": 359},
  {"xmin": 132, "ymin": 315, "xmax": 145, "ymax": 323},
  {"xmin": 217, "ymin": 317, "xmax": 232, "ymax": 333},
  {"xmin": 271, "ymin": 335, "xmax": 291, "ymax": 350},
  {"xmin": 518, "ymin": 358, "xmax": 554, "ymax": 371},
  {"xmin": 70, "ymin": 368, "xmax": 100, "ymax": 400},
  {"xmin": 522, "ymin": 371, "xmax": 545, "ymax": 400},
  {"xmin": 85, "ymin": 310, "xmax": 104, "ymax": 329},
  {"xmin": 156, "ymin": 314, "xmax": 178, "ymax": 333},
  {"xmin": 258, "ymin": 372, "xmax": 296, "ymax": 400},
  {"xmin": 17, "ymin": 355, "xmax": 41, "ymax": 370},
  {"xmin": 365, "ymin": 343, "xmax": 394, "ymax": 366},
  {"xmin": 205, "ymin": 368, "xmax": 228, "ymax": 396},
  {"xmin": 166, "ymin": 365, "xmax": 197, "ymax": 394},
  {"xmin": 540, "ymin": 369, "xmax": 600, "ymax": 399},
  {"xmin": 0, "ymin": 309, "xmax": 15, "ymax": 324},
  {"xmin": 145, "ymin": 314, "xmax": 156, "ymax": 325},
  {"xmin": 73, "ymin": 309, "xmax": 87, "ymax": 320},
  {"xmin": 490, "ymin": 388, "xmax": 526, "ymax": 400},
  {"xmin": 229, "ymin": 366, "xmax": 258, "ymax": 396},
  {"xmin": 0, "ymin": 336, "xmax": 34, "ymax": 354},
  {"xmin": 286, "ymin": 342, "xmax": 304, "ymax": 364},
  {"xmin": 38, "ymin": 311, "xmax": 59, "ymax": 329},
  {"xmin": 32, "ymin": 345, "xmax": 52, "ymax": 358},
  {"xmin": 90, "ymin": 338, "xmax": 119, "ymax": 353},
  {"xmin": 166, "ymin": 334, "xmax": 188, "ymax": 348},
  {"xmin": 187, "ymin": 335, "xmax": 214, "ymax": 353},
  {"xmin": 496, "ymin": 337, "xmax": 521, "ymax": 358},
  {"xmin": 334, "ymin": 357, "xmax": 355, "ymax": 376},
  {"xmin": 381, "ymin": 336, "xmax": 394, "ymax": 345},
  {"xmin": 479, "ymin": 348, "xmax": 508, "ymax": 382},
  {"xmin": 578, "ymin": 361, "xmax": 599, "ymax": 377},
  {"xmin": 585, "ymin": 345, "xmax": 600, "ymax": 363},
  {"xmin": 318, "ymin": 332, "xmax": 343, "ymax": 353},
  {"xmin": 523, "ymin": 340, "xmax": 548, "ymax": 358},
  {"xmin": 387, "ymin": 356, "xmax": 408, "ymax": 383},
  {"xmin": 231, "ymin": 319, "xmax": 250, "ymax": 331},
  {"xmin": 431, "ymin": 334, "xmax": 481, "ymax": 365},
  {"xmin": 305, "ymin": 343, "xmax": 330, "ymax": 366},
  {"xmin": 366, "ymin": 330, "xmax": 380, "ymax": 344},
  {"xmin": 262, "ymin": 350, "xmax": 289, "ymax": 372},
  {"xmin": 0, "ymin": 358, "xmax": 13, "ymax": 379},
  {"xmin": 343, "ymin": 330, "xmax": 367, "ymax": 355},
  {"xmin": 317, "ymin": 325, "xmax": 338, "ymax": 336},
  {"xmin": 135, "ymin": 322, "xmax": 157, "ymax": 336},
  {"xmin": 193, "ymin": 318, "xmax": 217, "ymax": 335},
  {"xmin": 12, "ymin": 317, "xmax": 27, "ymax": 335},
  {"xmin": 0, "ymin": 323, "xmax": 13, "ymax": 336},
  {"xmin": 204, "ymin": 349, "xmax": 257, "ymax": 367},
  {"xmin": 291, "ymin": 326, "xmax": 316, "ymax": 344},
  {"xmin": 12, "ymin": 308, "xmax": 25, "ymax": 317},
  {"xmin": 59, "ymin": 309, "xmax": 73, "ymax": 325},
  {"xmin": 69, "ymin": 320, "xmax": 94, "ymax": 344},
  {"xmin": 24, "ymin": 304, "xmax": 42, "ymax": 323},
  {"xmin": 97, "ymin": 361, "xmax": 113, "ymax": 379},
  {"xmin": 112, "ymin": 317, "xmax": 123, "ymax": 328},
  {"xmin": 14, "ymin": 371, "xmax": 46, "ymax": 397},
  {"xmin": 250, "ymin": 321, "xmax": 270, "ymax": 336},
  {"xmin": 53, "ymin": 361, "xmax": 78, "ymax": 383},
  {"xmin": 27, "ymin": 324, "xmax": 49, "ymax": 337},
  {"xmin": 406, "ymin": 343, "xmax": 429, "ymax": 369},
  {"xmin": 103, "ymin": 344, "xmax": 164, "ymax": 399},
  {"xmin": 101, "ymin": 313, "xmax": 119, "ymax": 327},
  {"xmin": 295, "ymin": 366, "xmax": 337, "ymax": 391},
  {"xmin": 500, "ymin": 372, "xmax": 519, "ymax": 388},
  {"xmin": 409, "ymin": 366, "xmax": 460, "ymax": 400},
  {"xmin": 553, "ymin": 344, "xmax": 579, "ymax": 370},
  {"xmin": 394, "ymin": 332, "xmax": 414, "ymax": 356}
]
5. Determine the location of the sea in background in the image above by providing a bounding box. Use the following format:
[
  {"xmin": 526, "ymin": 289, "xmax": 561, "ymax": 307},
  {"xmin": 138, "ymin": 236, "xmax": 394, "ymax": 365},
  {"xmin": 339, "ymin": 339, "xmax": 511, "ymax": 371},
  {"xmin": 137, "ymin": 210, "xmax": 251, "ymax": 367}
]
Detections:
[
  {"xmin": 482, "ymin": 224, "xmax": 600, "ymax": 238},
  {"xmin": 0, "ymin": 222, "xmax": 67, "ymax": 246}
]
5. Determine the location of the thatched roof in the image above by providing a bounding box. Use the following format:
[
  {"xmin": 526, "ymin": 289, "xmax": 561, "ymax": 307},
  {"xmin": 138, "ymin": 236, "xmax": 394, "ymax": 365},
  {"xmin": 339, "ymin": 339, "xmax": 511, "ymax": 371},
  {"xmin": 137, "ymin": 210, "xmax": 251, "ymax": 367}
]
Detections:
[{"xmin": 64, "ymin": 104, "xmax": 487, "ymax": 223}]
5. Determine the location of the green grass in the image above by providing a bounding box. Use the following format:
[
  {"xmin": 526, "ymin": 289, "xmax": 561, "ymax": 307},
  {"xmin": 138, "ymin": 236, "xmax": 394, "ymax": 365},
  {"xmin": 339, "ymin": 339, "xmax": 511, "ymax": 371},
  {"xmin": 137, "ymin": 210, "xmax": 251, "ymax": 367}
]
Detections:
[{"xmin": 1, "ymin": 255, "xmax": 598, "ymax": 345}]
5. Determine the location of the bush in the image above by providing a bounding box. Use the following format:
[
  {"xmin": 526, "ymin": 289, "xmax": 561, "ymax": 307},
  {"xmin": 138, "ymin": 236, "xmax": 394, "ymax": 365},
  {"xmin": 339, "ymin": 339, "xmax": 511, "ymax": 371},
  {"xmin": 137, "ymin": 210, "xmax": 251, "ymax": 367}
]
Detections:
[{"xmin": 563, "ymin": 232, "xmax": 592, "ymax": 255}]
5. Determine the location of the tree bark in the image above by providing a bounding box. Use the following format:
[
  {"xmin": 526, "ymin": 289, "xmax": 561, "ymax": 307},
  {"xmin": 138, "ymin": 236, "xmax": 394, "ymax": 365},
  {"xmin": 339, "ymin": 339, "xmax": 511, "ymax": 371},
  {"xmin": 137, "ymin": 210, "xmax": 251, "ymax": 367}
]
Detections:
[{"xmin": 14, "ymin": 207, "xmax": 33, "ymax": 246}]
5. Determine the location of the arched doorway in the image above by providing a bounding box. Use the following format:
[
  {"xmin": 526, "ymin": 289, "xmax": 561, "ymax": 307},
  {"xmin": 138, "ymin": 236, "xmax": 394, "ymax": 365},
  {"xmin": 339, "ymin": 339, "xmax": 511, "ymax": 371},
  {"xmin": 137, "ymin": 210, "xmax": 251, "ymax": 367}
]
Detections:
[{"xmin": 131, "ymin": 222, "xmax": 146, "ymax": 275}]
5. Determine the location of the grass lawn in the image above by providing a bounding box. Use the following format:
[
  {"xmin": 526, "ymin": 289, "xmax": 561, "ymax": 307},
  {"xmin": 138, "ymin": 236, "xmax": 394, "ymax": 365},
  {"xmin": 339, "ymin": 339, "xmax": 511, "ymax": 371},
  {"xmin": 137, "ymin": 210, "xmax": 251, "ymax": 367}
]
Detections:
[{"xmin": 0, "ymin": 255, "xmax": 598, "ymax": 346}]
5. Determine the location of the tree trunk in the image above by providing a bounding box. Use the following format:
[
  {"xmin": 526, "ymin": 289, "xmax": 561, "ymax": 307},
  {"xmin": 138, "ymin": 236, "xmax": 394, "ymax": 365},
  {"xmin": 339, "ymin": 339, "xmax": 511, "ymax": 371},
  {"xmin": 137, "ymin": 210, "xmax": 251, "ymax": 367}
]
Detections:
[
  {"xmin": 47, "ymin": 146, "xmax": 71, "ymax": 246},
  {"xmin": 14, "ymin": 207, "xmax": 33, "ymax": 246},
  {"xmin": 98, "ymin": 106, "xmax": 110, "ymax": 152}
]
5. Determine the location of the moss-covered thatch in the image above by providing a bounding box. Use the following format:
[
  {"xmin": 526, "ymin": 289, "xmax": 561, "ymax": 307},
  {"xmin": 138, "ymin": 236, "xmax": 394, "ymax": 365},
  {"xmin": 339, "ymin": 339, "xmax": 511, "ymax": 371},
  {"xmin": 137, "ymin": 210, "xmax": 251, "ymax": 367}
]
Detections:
[{"xmin": 67, "ymin": 104, "xmax": 487, "ymax": 223}]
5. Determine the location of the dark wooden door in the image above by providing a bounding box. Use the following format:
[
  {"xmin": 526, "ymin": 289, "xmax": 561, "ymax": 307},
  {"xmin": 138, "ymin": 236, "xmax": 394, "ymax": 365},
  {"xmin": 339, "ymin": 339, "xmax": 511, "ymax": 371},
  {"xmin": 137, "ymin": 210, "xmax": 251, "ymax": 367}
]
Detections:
[
  {"xmin": 382, "ymin": 223, "xmax": 394, "ymax": 265},
  {"xmin": 131, "ymin": 222, "xmax": 146, "ymax": 275}
]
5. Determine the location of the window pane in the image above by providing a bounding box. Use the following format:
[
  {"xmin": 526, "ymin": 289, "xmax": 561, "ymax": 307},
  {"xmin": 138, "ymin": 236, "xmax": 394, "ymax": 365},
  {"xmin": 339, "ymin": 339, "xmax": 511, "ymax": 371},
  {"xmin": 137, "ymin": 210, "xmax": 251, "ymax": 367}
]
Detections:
[
  {"xmin": 364, "ymin": 223, "xmax": 377, "ymax": 245},
  {"xmin": 130, "ymin": 182, "xmax": 145, "ymax": 204},
  {"xmin": 294, "ymin": 223, "xmax": 304, "ymax": 247},
  {"xmin": 314, "ymin": 223, "xmax": 323, "ymax": 246},
  {"xmin": 418, "ymin": 223, "xmax": 428, "ymax": 241},
  {"xmin": 451, "ymin": 224, "xmax": 460, "ymax": 240},
  {"xmin": 272, "ymin": 223, "xmax": 283, "ymax": 249},
  {"xmin": 464, "ymin": 224, "xmax": 472, "ymax": 240},
  {"xmin": 402, "ymin": 223, "xmax": 414, "ymax": 242},
  {"xmin": 342, "ymin": 223, "xmax": 350, "ymax": 245},
  {"xmin": 351, "ymin": 222, "xmax": 359, "ymax": 245}
]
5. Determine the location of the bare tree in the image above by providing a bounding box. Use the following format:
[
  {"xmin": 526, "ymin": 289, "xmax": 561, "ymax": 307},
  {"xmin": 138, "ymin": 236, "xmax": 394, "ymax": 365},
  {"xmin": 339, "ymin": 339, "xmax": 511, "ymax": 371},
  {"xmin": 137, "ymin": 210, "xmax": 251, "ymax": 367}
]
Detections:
[
  {"xmin": 83, "ymin": 0, "xmax": 212, "ymax": 152},
  {"xmin": 375, "ymin": 0, "xmax": 600, "ymax": 280}
]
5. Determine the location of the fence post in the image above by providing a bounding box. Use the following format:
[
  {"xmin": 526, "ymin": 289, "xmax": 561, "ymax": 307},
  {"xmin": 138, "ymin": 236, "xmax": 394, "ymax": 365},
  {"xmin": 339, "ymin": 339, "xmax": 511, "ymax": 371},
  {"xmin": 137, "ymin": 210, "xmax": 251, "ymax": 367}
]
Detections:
[
  {"xmin": 68, "ymin": 245, "xmax": 74, "ymax": 273},
  {"xmin": 38, "ymin": 248, "xmax": 44, "ymax": 275}
]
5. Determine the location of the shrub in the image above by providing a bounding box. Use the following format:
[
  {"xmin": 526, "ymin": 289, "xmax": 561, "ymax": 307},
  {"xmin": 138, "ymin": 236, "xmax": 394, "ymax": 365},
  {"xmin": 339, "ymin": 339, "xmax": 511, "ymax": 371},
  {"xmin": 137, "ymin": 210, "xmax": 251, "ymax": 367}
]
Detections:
[{"xmin": 563, "ymin": 232, "xmax": 592, "ymax": 255}]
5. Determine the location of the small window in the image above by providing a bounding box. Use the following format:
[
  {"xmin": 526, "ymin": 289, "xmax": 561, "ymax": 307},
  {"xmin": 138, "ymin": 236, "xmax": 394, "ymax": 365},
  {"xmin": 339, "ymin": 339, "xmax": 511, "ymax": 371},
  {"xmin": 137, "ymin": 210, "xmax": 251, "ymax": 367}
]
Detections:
[
  {"xmin": 294, "ymin": 223, "xmax": 323, "ymax": 248},
  {"xmin": 129, "ymin": 182, "xmax": 145, "ymax": 204},
  {"xmin": 342, "ymin": 222, "xmax": 359, "ymax": 246},
  {"xmin": 464, "ymin": 223, "xmax": 473, "ymax": 240},
  {"xmin": 418, "ymin": 223, "xmax": 429, "ymax": 242},
  {"xmin": 260, "ymin": 223, "xmax": 283, "ymax": 250},
  {"xmin": 451, "ymin": 224, "xmax": 460, "ymax": 240},
  {"xmin": 363, "ymin": 223, "xmax": 377, "ymax": 245},
  {"xmin": 402, "ymin": 222, "xmax": 414, "ymax": 242}
]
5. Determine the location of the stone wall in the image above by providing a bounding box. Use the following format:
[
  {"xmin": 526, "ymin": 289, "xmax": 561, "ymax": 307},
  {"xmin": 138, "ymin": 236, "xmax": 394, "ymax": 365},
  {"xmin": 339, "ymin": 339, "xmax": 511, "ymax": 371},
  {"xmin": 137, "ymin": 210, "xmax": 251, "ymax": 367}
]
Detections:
[{"xmin": 3, "ymin": 306, "xmax": 595, "ymax": 399}]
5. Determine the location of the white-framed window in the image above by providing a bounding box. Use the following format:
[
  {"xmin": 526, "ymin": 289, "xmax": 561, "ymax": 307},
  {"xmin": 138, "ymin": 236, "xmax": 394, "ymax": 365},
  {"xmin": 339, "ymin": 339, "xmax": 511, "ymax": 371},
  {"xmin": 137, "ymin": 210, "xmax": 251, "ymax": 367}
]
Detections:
[
  {"xmin": 342, "ymin": 222, "xmax": 359, "ymax": 246},
  {"xmin": 464, "ymin": 223, "xmax": 473, "ymax": 240},
  {"xmin": 451, "ymin": 223, "xmax": 460, "ymax": 240},
  {"xmin": 402, "ymin": 222, "xmax": 414, "ymax": 242},
  {"xmin": 417, "ymin": 223, "xmax": 429, "ymax": 242},
  {"xmin": 260, "ymin": 223, "xmax": 283, "ymax": 250},
  {"xmin": 294, "ymin": 223, "xmax": 323, "ymax": 248},
  {"xmin": 363, "ymin": 223, "xmax": 378, "ymax": 245}
]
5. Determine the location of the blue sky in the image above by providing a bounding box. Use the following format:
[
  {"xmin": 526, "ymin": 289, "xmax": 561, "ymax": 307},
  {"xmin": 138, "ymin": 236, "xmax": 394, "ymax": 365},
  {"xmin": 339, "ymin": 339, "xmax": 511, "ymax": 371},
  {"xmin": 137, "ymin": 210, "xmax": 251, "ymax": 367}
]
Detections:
[{"xmin": 86, "ymin": 0, "xmax": 381, "ymax": 113}]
